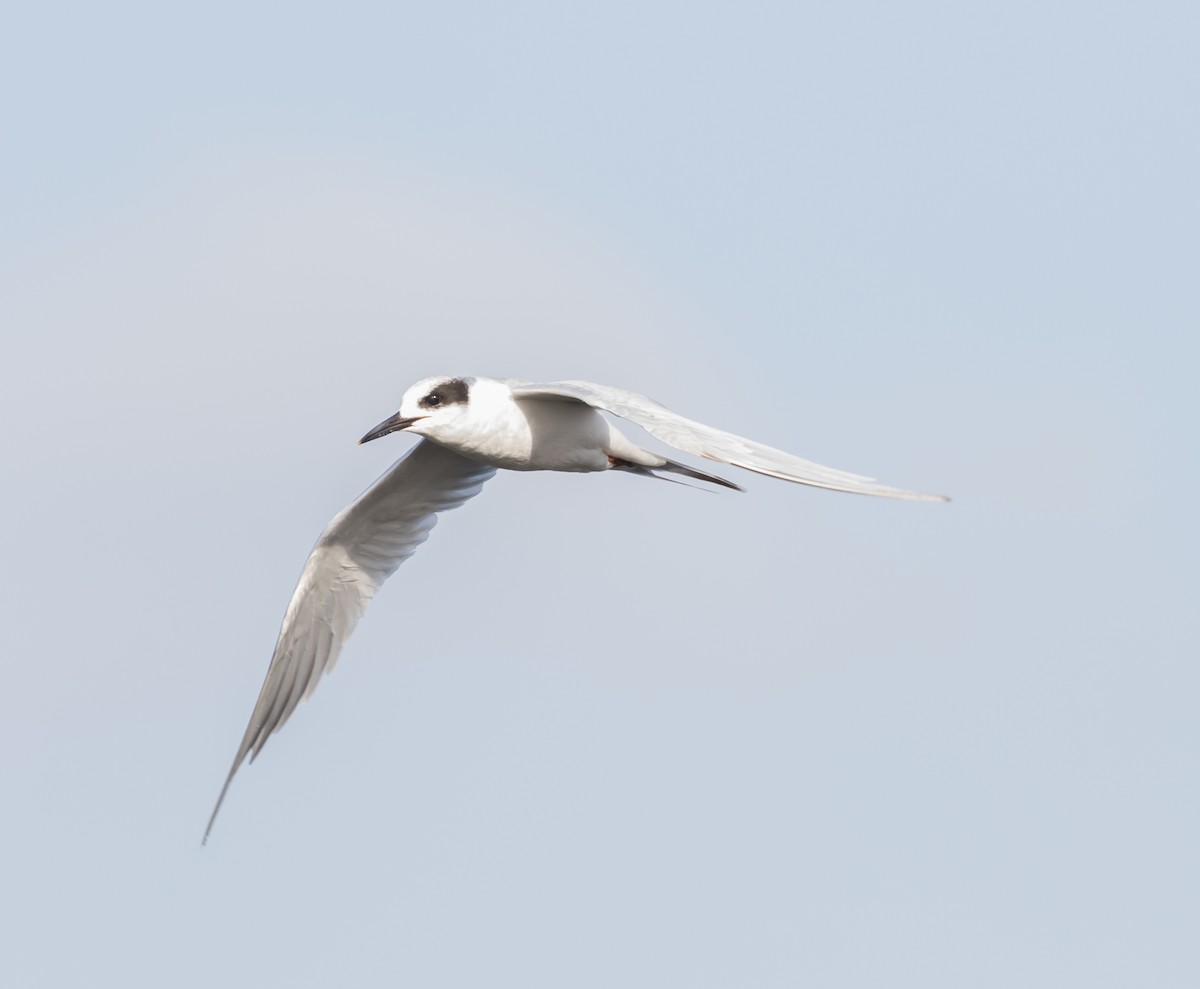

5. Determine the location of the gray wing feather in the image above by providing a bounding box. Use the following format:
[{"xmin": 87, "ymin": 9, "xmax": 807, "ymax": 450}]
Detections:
[
  {"xmin": 204, "ymin": 439, "xmax": 494, "ymax": 842},
  {"xmin": 508, "ymin": 379, "xmax": 946, "ymax": 501}
]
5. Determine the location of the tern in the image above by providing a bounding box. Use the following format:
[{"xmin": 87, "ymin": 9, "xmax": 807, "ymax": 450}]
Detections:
[{"xmin": 205, "ymin": 376, "xmax": 946, "ymax": 841}]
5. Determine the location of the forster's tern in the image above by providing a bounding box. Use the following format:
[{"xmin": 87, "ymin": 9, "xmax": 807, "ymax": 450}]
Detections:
[{"xmin": 205, "ymin": 376, "xmax": 946, "ymax": 841}]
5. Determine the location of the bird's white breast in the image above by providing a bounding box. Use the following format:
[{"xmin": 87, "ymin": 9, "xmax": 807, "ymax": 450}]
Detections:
[{"xmin": 430, "ymin": 379, "xmax": 611, "ymax": 472}]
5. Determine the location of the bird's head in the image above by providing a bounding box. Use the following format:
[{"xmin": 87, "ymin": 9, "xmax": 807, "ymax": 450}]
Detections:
[{"xmin": 358, "ymin": 376, "xmax": 477, "ymax": 446}]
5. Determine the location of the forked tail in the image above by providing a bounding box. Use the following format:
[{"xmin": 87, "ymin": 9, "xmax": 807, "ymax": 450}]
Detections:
[{"xmin": 609, "ymin": 456, "xmax": 744, "ymax": 491}]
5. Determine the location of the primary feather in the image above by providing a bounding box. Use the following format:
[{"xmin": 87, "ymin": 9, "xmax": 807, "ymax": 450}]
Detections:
[{"xmin": 204, "ymin": 440, "xmax": 493, "ymax": 843}]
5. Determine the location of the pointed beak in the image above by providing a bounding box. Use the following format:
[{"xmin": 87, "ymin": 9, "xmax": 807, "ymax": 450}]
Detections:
[{"xmin": 358, "ymin": 412, "xmax": 427, "ymax": 445}]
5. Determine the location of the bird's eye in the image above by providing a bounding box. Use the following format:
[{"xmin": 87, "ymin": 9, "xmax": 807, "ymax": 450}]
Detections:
[{"xmin": 424, "ymin": 393, "xmax": 441, "ymax": 407}]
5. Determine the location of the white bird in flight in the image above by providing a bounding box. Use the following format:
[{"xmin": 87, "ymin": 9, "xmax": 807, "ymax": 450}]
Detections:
[{"xmin": 205, "ymin": 376, "xmax": 946, "ymax": 841}]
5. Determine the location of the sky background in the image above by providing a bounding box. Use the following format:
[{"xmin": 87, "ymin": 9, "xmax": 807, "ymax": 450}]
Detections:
[{"xmin": 3, "ymin": 1, "xmax": 1197, "ymax": 986}]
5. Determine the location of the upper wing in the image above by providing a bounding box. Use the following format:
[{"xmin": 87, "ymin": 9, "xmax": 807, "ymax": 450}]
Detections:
[
  {"xmin": 204, "ymin": 439, "xmax": 495, "ymax": 842},
  {"xmin": 508, "ymin": 379, "xmax": 947, "ymax": 501}
]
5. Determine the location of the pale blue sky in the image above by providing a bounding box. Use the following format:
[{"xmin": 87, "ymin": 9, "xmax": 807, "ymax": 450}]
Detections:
[{"xmin": 2, "ymin": 2, "xmax": 1197, "ymax": 986}]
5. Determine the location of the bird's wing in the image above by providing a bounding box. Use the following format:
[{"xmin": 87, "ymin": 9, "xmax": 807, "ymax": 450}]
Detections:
[
  {"xmin": 205, "ymin": 439, "xmax": 494, "ymax": 842},
  {"xmin": 508, "ymin": 379, "xmax": 946, "ymax": 501}
]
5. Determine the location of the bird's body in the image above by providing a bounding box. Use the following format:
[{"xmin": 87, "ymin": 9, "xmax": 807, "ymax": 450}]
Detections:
[
  {"xmin": 386, "ymin": 376, "xmax": 688, "ymax": 474},
  {"xmin": 204, "ymin": 375, "xmax": 946, "ymax": 842},
  {"xmin": 420, "ymin": 377, "xmax": 614, "ymax": 471}
]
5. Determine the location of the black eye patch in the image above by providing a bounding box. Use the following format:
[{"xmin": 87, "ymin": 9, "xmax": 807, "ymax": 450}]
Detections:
[{"xmin": 417, "ymin": 378, "xmax": 470, "ymax": 410}]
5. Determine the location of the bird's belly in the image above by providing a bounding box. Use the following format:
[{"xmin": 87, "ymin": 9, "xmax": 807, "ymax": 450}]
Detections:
[
  {"xmin": 509, "ymin": 400, "xmax": 611, "ymax": 472},
  {"xmin": 439, "ymin": 399, "xmax": 611, "ymax": 472}
]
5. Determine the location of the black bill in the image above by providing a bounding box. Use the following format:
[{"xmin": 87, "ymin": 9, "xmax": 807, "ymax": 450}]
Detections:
[{"xmin": 358, "ymin": 412, "xmax": 426, "ymax": 444}]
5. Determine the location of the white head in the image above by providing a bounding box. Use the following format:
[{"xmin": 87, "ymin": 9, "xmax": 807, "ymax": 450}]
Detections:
[{"xmin": 359, "ymin": 375, "xmax": 487, "ymax": 446}]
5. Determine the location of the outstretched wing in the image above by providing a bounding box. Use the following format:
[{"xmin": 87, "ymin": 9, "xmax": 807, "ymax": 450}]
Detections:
[
  {"xmin": 508, "ymin": 379, "xmax": 946, "ymax": 501},
  {"xmin": 205, "ymin": 439, "xmax": 494, "ymax": 842}
]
